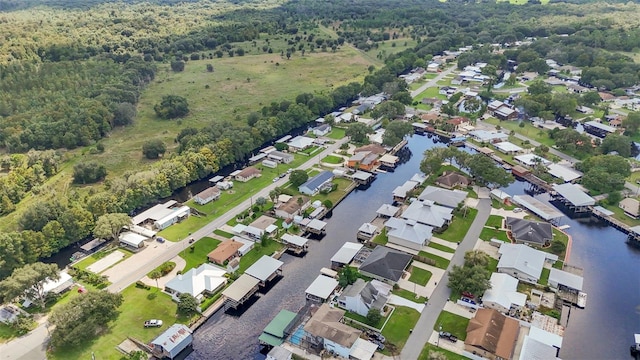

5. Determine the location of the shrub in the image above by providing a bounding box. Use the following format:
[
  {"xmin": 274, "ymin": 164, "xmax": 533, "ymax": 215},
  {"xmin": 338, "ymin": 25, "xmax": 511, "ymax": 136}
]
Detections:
[
  {"xmin": 136, "ymin": 281, "xmax": 151, "ymax": 290},
  {"xmin": 147, "ymin": 292, "xmax": 157, "ymax": 300}
]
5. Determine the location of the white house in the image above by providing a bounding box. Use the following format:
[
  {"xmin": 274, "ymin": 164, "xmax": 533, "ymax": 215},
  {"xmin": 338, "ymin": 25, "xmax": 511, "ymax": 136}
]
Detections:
[
  {"xmin": 313, "ymin": 124, "xmax": 332, "ymax": 137},
  {"xmin": 482, "ymin": 273, "xmax": 527, "ymax": 314},
  {"xmin": 288, "ymin": 136, "xmax": 315, "ymax": 151},
  {"xmin": 119, "ymin": 232, "xmax": 147, "ymax": 251},
  {"xmin": 194, "ymin": 186, "xmax": 221, "ymax": 205},
  {"xmin": 337, "ymin": 278, "xmax": 391, "ymax": 316},
  {"xmin": 385, "ymin": 217, "xmax": 433, "ymax": 251},
  {"xmin": 164, "ymin": 263, "xmax": 227, "ymax": 302},
  {"xmin": 497, "ymin": 243, "xmax": 546, "ymax": 284}
]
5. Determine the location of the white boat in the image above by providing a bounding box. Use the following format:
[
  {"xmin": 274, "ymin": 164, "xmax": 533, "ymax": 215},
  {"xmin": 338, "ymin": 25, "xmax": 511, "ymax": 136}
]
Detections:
[{"xmin": 577, "ymin": 291, "xmax": 587, "ymax": 308}]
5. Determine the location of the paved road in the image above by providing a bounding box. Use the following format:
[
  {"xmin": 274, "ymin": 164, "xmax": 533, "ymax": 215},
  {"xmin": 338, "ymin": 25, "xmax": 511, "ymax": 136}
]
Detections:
[
  {"xmin": 400, "ymin": 196, "xmax": 492, "ymax": 360},
  {"xmin": 410, "ymin": 66, "xmax": 457, "ymax": 98},
  {"xmin": 0, "ymin": 138, "xmax": 348, "ymax": 360}
]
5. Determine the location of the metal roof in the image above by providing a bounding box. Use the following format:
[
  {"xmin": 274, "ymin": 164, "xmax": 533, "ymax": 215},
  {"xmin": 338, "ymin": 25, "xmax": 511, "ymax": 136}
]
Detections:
[
  {"xmin": 494, "ymin": 141, "xmax": 523, "ymax": 153},
  {"xmin": 262, "ymin": 309, "xmax": 297, "ymax": 338},
  {"xmin": 549, "ymin": 268, "xmax": 583, "ymax": 291},
  {"xmin": 305, "ymin": 274, "xmax": 339, "ymax": 300},
  {"xmin": 497, "ymin": 243, "xmax": 546, "ymax": 280},
  {"xmin": 151, "ymin": 324, "xmax": 192, "ymax": 353},
  {"xmin": 553, "ymin": 183, "xmax": 595, "ymax": 206},
  {"xmin": 281, "ymin": 233, "xmax": 308, "ymax": 247},
  {"xmin": 331, "ymin": 242, "xmax": 363, "ymax": 264},
  {"xmin": 222, "ymin": 274, "xmax": 260, "ymax": 302},
  {"xmin": 245, "ymin": 256, "xmax": 284, "ymax": 282},
  {"xmin": 584, "ymin": 120, "xmax": 615, "ymax": 133},
  {"xmin": 418, "ymin": 186, "xmax": 468, "ymax": 208},
  {"xmin": 376, "ymin": 204, "xmax": 399, "ymax": 217},
  {"xmin": 547, "ymin": 163, "xmax": 582, "ymax": 182},
  {"xmin": 307, "ymin": 219, "xmax": 327, "ymax": 231},
  {"xmin": 512, "ymin": 195, "xmax": 564, "ymax": 221}
]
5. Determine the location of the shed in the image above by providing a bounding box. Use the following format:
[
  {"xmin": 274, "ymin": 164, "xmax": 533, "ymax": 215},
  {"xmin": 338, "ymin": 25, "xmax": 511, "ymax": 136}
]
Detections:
[{"xmin": 150, "ymin": 324, "xmax": 193, "ymax": 359}]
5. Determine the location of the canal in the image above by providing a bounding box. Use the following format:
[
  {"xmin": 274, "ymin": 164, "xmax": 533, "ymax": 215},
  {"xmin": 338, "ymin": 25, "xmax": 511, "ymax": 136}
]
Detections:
[{"xmin": 189, "ymin": 134, "xmax": 640, "ymax": 360}]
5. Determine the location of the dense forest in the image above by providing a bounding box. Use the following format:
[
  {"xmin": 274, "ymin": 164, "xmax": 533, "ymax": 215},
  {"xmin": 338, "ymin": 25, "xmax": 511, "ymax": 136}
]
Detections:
[{"xmin": 1, "ymin": 0, "xmax": 640, "ymax": 278}]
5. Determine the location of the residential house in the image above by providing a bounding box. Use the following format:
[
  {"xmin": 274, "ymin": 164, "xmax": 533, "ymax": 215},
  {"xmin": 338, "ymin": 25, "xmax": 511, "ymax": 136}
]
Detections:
[
  {"xmin": 469, "ymin": 130, "xmax": 509, "ymax": 143},
  {"xmin": 401, "ymin": 199, "xmax": 454, "ymax": 231},
  {"xmin": 619, "ymin": 198, "xmax": 640, "ymax": 219},
  {"xmin": 267, "ymin": 151, "xmax": 294, "ymax": 164},
  {"xmin": 119, "ymin": 232, "xmax": 147, "ymax": 251},
  {"xmin": 493, "ymin": 141, "xmax": 523, "ymax": 155},
  {"xmin": 464, "ymin": 308, "xmax": 520, "ymax": 360},
  {"xmin": 358, "ymin": 246, "xmax": 412, "ymax": 285},
  {"xmin": 576, "ymin": 105, "xmax": 594, "ymax": 114},
  {"xmin": 354, "ymin": 143, "xmax": 386, "ymax": 155},
  {"xmin": 266, "ymin": 346, "xmax": 293, "ymax": 360},
  {"xmin": 487, "ymin": 100, "xmax": 518, "ymax": 120},
  {"xmin": 482, "ymin": 273, "xmax": 527, "ymax": 315},
  {"xmin": 490, "ymin": 189, "xmax": 511, "ymax": 204},
  {"xmin": 546, "ymin": 163, "xmax": 582, "ymax": 183},
  {"xmin": 505, "ymin": 217, "xmax": 553, "ymax": 247},
  {"xmin": 303, "ymin": 304, "xmax": 362, "ymax": 358},
  {"xmin": 385, "ymin": 217, "xmax": 433, "ymax": 251},
  {"xmin": 235, "ymin": 167, "xmax": 261, "ymax": 182},
  {"xmin": 418, "ymin": 186, "xmax": 467, "ymax": 208},
  {"xmin": 497, "ymin": 243, "xmax": 546, "ymax": 284},
  {"xmin": 337, "ymin": 279, "xmax": 391, "ymax": 316},
  {"xmin": 132, "ymin": 200, "xmax": 190, "ymax": 230},
  {"xmin": 208, "ymin": 239, "xmax": 243, "ymax": 265},
  {"xmin": 150, "ymin": 324, "xmax": 193, "ymax": 360},
  {"xmin": 313, "ymin": 124, "xmax": 332, "ymax": 137},
  {"xmin": 275, "ymin": 196, "xmax": 310, "ymax": 219},
  {"xmin": 40, "ymin": 272, "xmax": 74, "ymax": 298},
  {"xmin": 567, "ymin": 83, "xmax": 590, "ymax": 94},
  {"xmin": 288, "ymin": 136, "xmax": 315, "ymax": 151},
  {"xmin": 299, "ymin": 171, "xmax": 334, "ymax": 196},
  {"xmin": 434, "ymin": 171, "xmax": 471, "ymax": 190},
  {"xmin": 164, "ymin": 263, "xmax": 227, "ymax": 302},
  {"xmin": 514, "ymin": 154, "xmax": 551, "ymax": 167},
  {"xmin": 392, "ymin": 180, "xmax": 420, "ymax": 202},
  {"xmin": 446, "ymin": 117, "xmax": 470, "ymax": 132},
  {"xmin": 193, "ymin": 186, "xmax": 221, "ymax": 205},
  {"xmin": 347, "ymin": 151, "xmax": 379, "ymax": 171},
  {"xmin": 426, "ymin": 62, "xmax": 440, "ymax": 72}
]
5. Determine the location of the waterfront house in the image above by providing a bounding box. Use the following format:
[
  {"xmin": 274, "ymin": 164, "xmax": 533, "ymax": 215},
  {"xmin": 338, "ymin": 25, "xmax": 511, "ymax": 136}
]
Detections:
[
  {"xmin": 337, "ymin": 278, "xmax": 390, "ymax": 317},
  {"xmin": 37, "ymin": 271, "xmax": 74, "ymax": 301},
  {"xmin": 299, "ymin": 171, "xmax": 334, "ymax": 196},
  {"xmin": 505, "ymin": 217, "xmax": 553, "ymax": 247},
  {"xmin": 469, "ymin": 130, "xmax": 509, "ymax": 143},
  {"xmin": 358, "ymin": 246, "xmax": 412, "ymax": 285},
  {"xmin": 267, "ymin": 150, "xmax": 294, "ymax": 164},
  {"xmin": 150, "ymin": 324, "xmax": 193, "ymax": 360},
  {"xmin": 354, "ymin": 143, "xmax": 386, "ymax": 155},
  {"xmin": 164, "ymin": 263, "xmax": 227, "ymax": 302},
  {"xmin": 418, "ymin": 185, "xmax": 468, "ymax": 208},
  {"xmin": 275, "ymin": 196, "xmax": 310, "ymax": 219},
  {"xmin": 493, "ymin": 141, "xmax": 523, "ymax": 155},
  {"xmin": 303, "ymin": 304, "xmax": 364, "ymax": 358},
  {"xmin": 482, "ymin": 273, "xmax": 527, "ymax": 315},
  {"xmin": 619, "ymin": 197, "xmax": 640, "ymax": 219},
  {"xmin": 490, "ymin": 189, "xmax": 511, "ymax": 204},
  {"xmin": 132, "ymin": 200, "xmax": 190, "ymax": 230},
  {"xmin": 235, "ymin": 167, "xmax": 261, "ymax": 182},
  {"xmin": 400, "ymin": 199, "xmax": 454, "ymax": 231},
  {"xmin": 497, "ymin": 243, "xmax": 546, "ymax": 284},
  {"xmin": 347, "ymin": 151, "xmax": 379, "ymax": 171},
  {"xmin": 193, "ymin": 186, "xmax": 220, "ymax": 205},
  {"xmin": 207, "ymin": 239, "xmax": 243, "ymax": 265},
  {"xmin": 464, "ymin": 308, "xmax": 519, "ymax": 360},
  {"xmin": 435, "ymin": 171, "xmax": 471, "ymax": 189},
  {"xmin": 385, "ymin": 217, "xmax": 433, "ymax": 251},
  {"xmin": 288, "ymin": 136, "xmax": 315, "ymax": 151}
]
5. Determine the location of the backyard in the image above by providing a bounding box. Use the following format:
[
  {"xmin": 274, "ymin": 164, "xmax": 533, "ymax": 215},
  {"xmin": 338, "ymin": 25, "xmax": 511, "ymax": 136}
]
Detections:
[{"xmin": 238, "ymin": 240, "xmax": 284, "ymax": 273}]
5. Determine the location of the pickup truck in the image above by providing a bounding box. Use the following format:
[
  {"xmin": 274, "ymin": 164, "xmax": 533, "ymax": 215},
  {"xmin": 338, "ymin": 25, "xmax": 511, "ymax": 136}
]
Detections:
[{"xmin": 144, "ymin": 319, "xmax": 163, "ymax": 327}]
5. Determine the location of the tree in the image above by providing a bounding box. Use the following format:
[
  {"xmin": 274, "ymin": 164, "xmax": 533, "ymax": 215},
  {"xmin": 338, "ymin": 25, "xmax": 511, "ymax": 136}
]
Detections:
[
  {"xmin": 289, "ymin": 170, "xmax": 309, "ymax": 187},
  {"xmin": 148, "ymin": 271, "xmax": 162, "ymax": 289},
  {"xmin": 365, "ymin": 308, "xmax": 382, "ymax": 326},
  {"xmin": 607, "ymin": 191, "xmax": 622, "ymax": 206},
  {"xmin": 170, "ymin": 60, "xmax": 185, "ymax": 72},
  {"xmin": 600, "ymin": 134, "xmax": 632, "ymax": 157},
  {"xmin": 255, "ymin": 197, "xmax": 267, "ymax": 208},
  {"xmin": 382, "ymin": 121, "xmax": 413, "ymax": 146},
  {"xmin": 345, "ymin": 123, "xmax": 373, "ymax": 144},
  {"xmin": 177, "ymin": 293, "xmax": 199, "ymax": 315},
  {"xmin": 93, "ymin": 213, "xmax": 131, "ymax": 240},
  {"xmin": 463, "ymin": 154, "xmax": 514, "ymax": 188},
  {"xmin": 528, "ymin": 81, "xmax": 551, "ymax": 96},
  {"xmin": 0, "ymin": 262, "xmax": 60, "ymax": 309},
  {"xmin": 142, "ymin": 139, "xmax": 167, "ymax": 159},
  {"xmin": 623, "ymin": 112, "xmax": 640, "ymax": 134},
  {"xmin": 73, "ymin": 161, "xmax": 107, "ymax": 184},
  {"xmin": 338, "ymin": 266, "xmax": 358, "ymax": 287},
  {"xmin": 550, "ymin": 94, "xmax": 578, "ymax": 117},
  {"xmin": 464, "ymin": 250, "xmax": 489, "ymax": 268},
  {"xmin": 49, "ymin": 291, "xmax": 123, "ymax": 348},
  {"xmin": 206, "ymin": 64, "xmax": 214, "ymax": 72},
  {"xmin": 112, "ymin": 102, "xmax": 136, "ymax": 126},
  {"xmin": 447, "ymin": 264, "xmax": 491, "ymax": 298},
  {"xmin": 154, "ymin": 95, "xmax": 189, "ymax": 119},
  {"xmin": 550, "ymin": 240, "xmax": 566, "ymax": 255}
]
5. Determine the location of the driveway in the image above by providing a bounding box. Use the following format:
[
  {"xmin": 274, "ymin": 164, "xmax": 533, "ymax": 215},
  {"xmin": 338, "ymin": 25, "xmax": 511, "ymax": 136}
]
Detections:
[
  {"xmin": 139, "ymin": 255, "xmax": 186, "ymax": 289},
  {"xmin": 388, "ymin": 295, "xmax": 425, "ymax": 313}
]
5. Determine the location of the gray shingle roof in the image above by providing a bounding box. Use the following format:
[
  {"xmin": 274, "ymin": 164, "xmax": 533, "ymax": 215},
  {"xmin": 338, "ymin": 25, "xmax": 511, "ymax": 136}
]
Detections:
[{"xmin": 359, "ymin": 246, "xmax": 412, "ymax": 282}]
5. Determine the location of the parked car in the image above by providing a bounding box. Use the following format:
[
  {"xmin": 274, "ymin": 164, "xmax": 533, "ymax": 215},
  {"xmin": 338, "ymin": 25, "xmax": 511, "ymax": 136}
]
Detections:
[
  {"xmin": 461, "ymin": 291, "xmax": 475, "ymax": 299},
  {"xmin": 448, "ymin": 335, "xmax": 458, "ymax": 342},
  {"xmin": 462, "ymin": 298, "xmax": 477, "ymax": 305},
  {"xmin": 439, "ymin": 331, "xmax": 452, "ymax": 338},
  {"xmin": 144, "ymin": 319, "xmax": 163, "ymax": 327},
  {"xmin": 156, "ymin": 237, "xmax": 165, "ymax": 243},
  {"xmin": 513, "ymin": 207, "xmax": 523, "ymax": 213}
]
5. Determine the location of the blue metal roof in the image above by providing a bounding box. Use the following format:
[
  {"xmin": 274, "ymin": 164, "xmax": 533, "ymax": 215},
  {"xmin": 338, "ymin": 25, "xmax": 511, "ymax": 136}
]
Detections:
[{"xmin": 299, "ymin": 171, "xmax": 333, "ymax": 193}]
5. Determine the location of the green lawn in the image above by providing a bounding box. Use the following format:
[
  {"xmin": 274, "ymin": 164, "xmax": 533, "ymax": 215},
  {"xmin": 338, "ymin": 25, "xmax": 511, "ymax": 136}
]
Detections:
[
  {"xmin": 486, "ymin": 257, "xmax": 499, "ymax": 274},
  {"xmin": 372, "ymin": 228, "xmax": 388, "ymax": 245},
  {"xmin": 417, "ymin": 251, "xmax": 450, "ymax": 269},
  {"xmin": 381, "ymin": 306, "xmax": 421, "ymax": 354},
  {"xmin": 598, "ymin": 203, "xmax": 640, "ymax": 227},
  {"xmin": 409, "ymin": 266, "xmax": 433, "ymax": 286},
  {"xmin": 391, "ymin": 288, "xmax": 427, "ymax": 303},
  {"xmin": 73, "ymin": 247, "xmax": 128, "ymax": 271},
  {"xmin": 213, "ymin": 229, "xmax": 234, "ymax": 238},
  {"xmin": 238, "ymin": 240, "xmax": 284, "ymax": 273},
  {"xmin": 437, "ymin": 208, "xmax": 478, "ymax": 243},
  {"xmin": 484, "ymin": 117, "xmax": 555, "ymax": 147},
  {"xmin": 179, "ymin": 236, "xmax": 222, "ymax": 272},
  {"xmin": 434, "ymin": 311, "xmax": 470, "ymax": 340},
  {"xmin": 343, "ymin": 310, "xmax": 386, "ymax": 330},
  {"xmin": 479, "ymin": 227, "xmax": 510, "ymax": 242},
  {"xmin": 418, "ymin": 343, "xmax": 468, "ymax": 360},
  {"xmin": 327, "ymin": 127, "xmax": 346, "ymax": 140},
  {"xmin": 427, "ymin": 242, "xmax": 455, "ymax": 253},
  {"xmin": 485, "ymin": 215, "xmax": 504, "ymax": 229},
  {"xmin": 0, "ymin": 323, "xmax": 21, "ymax": 343},
  {"xmin": 50, "ymin": 286, "xmax": 192, "ymax": 360},
  {"xmin": 539, "ymin": 268, "xmax": 550, "ymax": 286},
  {"xmin": 413, "ymin": 86, "xmax": 446, "ymax": 100},
  {"xmin": 322, "ymin": 155, "xmax": 344, "ymax": 164},
  {"xmin": 311, "ymin": 178, "xmax": 354, "ymax": 209}
]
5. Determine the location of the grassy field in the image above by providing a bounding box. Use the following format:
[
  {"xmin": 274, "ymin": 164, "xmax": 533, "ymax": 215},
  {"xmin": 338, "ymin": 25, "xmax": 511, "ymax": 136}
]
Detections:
[
  {"xmin": 418, "ymin": 343, "xmax": 468, "ymax": 360},
  {"xmin": 486, "ymin": 257, "xmax": 499, "ymax": 274},
  {"xmin": 322, "ymin": 155, "xmax": 344, "ymax": 164},
  {"xmin": 485, "ymin": 215, "xmax": 504, "ymax": 229},
  {"xmin": 392, "ymin": 288, "xmax": 427, "ymax": 303},
  {"xmin": 599, "ymin": 203, "xmax": 640, "ymax": 227},
  {"xmin": 311, "ymin": 178, "xmax": 354, "ymax": 207},
  {"xmin": 381, "ymin": 306, "xmax": 421, "ymax": 355},
  {"xmin": 427, "ymin": 242, "xmax": 455, "ymax": 253},
  {"xmin": 413, "ymin": 87, "xmax": 446, "ymax": 100},
  {"xmin": 409, "ymin": 266, "xmax": 433, "ymax": 286},
  {"xmin": 437, "ymin": 208, "xmax": 478, "ymax": 243},
  {"xmin": 434, "ymin": 311, "xmax": 470, "ymax": 340},
  {"xmin": 179, "ymin": 236, "xmax": 222, "ymax": 272},
  {"xmin": 327, "ymin": 127, "xmax": 346, "ymax": 140},
  {"xmin": 484, "ymin": 117, "xmax": 555, "ymax": 147},
  {"xmin": 238, "ymin": 240, "xmax": 284, "ymax": 273},
  {"xmin": 479, "ymin": 227, "xmax": 510, "ymax": 242},
  {"xmin": 50, "ymin": 286, "xmax": 191, "ymax": 360}
]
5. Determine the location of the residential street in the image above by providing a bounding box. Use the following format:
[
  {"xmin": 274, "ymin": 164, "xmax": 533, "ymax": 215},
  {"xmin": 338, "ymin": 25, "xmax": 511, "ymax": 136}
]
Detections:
[
  {"xmin": 0, "ymin": 137, "xmax": 348, "ymax": 360},
  {"xmin": 400, "ymin": 195, "xmax": 492, "ymax": 360},
  {"xmin": 410, "ymin": 66, "xmax": 457, "ymax": 98}
]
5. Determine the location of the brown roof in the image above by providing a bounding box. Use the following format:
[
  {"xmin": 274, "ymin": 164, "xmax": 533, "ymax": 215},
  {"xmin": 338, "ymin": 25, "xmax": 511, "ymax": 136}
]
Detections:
[
  {"xmin": 249, "ymin": 215, "xmax": 277, "ymax": 230},
  {"xmin": 447, "ymin": 117, "xmax": 469, "ymax": 126},
  {"xmin": 303, "ymin": 304, "xmax": 361, "ymax": 348},
  {"xmin": 196, "ymin": 186, "xmax": 220, "ymax": 199},
  {"xmin": 599, "ymin": 92, "xmax": 615, "ymax": 101},
  {"xmin": 436, "ymin": 171, "xmax": 470, "ymax": 187},
  {"xmin": 478, "ymin": 147, "xmax": 494, "ymax": 155},
  {"xmin": 420, "ymin": 113, "xmax": 440, "ymax": 122},
  {"xmin": 277, "ymin": 196, "xmax": 309, "ymax": 215},
  {"xmin": 208, "ymin": 239, "xmax": 243, "ymax": 264},
  {"xmin": 354, "ymin": 144, "xmax": 386, "ymax": 155},
  {"xmin": 465, "ymin": 308, "xmax": 519, "ymax": 360},
  {"xmin": 237, "ymin": 167, "xmax": 261, "ymax": 178}
]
